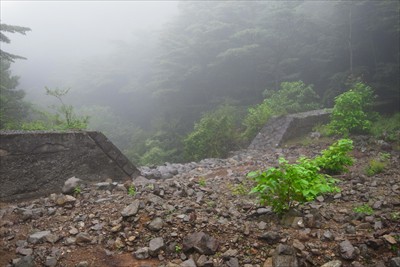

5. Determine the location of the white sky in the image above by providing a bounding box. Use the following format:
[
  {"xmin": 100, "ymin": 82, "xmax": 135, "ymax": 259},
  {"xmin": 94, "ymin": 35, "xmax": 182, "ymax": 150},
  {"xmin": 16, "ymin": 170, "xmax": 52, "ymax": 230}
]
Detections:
[{"xmin": 1, "ymin": 0, "xmax": 178, "ymax": 95}]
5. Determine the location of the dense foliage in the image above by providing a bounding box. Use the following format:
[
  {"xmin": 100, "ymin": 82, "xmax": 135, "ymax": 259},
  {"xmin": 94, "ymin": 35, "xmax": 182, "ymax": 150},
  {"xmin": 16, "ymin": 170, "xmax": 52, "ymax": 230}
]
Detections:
[
  {"xmin": 328, "ymin": 82, "xmax": 376, "ymax": 135},
  {"xmin": 249, "ymin": 139, "xmax": 354, "ymax": 214}
]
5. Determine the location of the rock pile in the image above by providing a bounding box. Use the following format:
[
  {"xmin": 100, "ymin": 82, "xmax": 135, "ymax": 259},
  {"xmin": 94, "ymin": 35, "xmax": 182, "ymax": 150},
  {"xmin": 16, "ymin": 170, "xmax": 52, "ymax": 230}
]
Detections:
[{"xmin": 0, "ymin": 136, "xmax": 399, "ymax": 267}]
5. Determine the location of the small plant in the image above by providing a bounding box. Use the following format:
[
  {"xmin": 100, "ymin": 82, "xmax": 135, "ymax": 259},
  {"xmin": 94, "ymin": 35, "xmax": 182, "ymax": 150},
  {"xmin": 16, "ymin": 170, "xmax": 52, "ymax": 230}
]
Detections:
[
  {"xmin": 249, "ymin": 157, "xmax": 340, "ymax": 214},
  {"xmin": 128, "ymin": 185, "xmax": 136, "ymax": 196},
  {"xmin": 228, "ymin": 182, "xmax": 249, "ymax": 196},
  {"xmin": 353, "ymin": 204, "xmax": 374, "ymax": 215},
  {"xmin": 198, "ymin": 177, "xmax": 206, "ymax": 187},
  {"xmin": 73, "ymin": 185, "xmax": 81, "ymax": 195},
  {"xmin": 365, "ymin": 152, "xmax": 390, "ymax": 176},
  {"xmin": 314, "ymin": 138, "xmax": 354, "ymax": 174},
  {"xmin": 175, "ymin": 244, "xmax": 182, "ymax": 253}
]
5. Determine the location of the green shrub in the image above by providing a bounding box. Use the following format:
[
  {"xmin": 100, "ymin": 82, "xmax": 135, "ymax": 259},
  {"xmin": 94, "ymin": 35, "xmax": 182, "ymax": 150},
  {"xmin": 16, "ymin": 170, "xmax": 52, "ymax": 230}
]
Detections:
[
  {"xmin": 249, "ymin": 157, "xmax": 339, "ymax": 214},
  {"xmin": 249, "ymin": 139, "xmax": 353, "ymax": 214},
  {"xmin": 243, "ymin": 81, "xmax": 320, "ymax": 140},
  {"xmin": 314, "ymin": 138, "xmax": 354, "ymax": 174},
  {"xmin": 262, "ymin": 81, "xmax": 321, "ymax": 115},
  {"xmin": 184, "ymin": 104, "xmax": 240, "ymax": 161},
  {"xmin": 242, "ymin": 101, "xmax": 272, "ymax": 140},
  {"xmin": 328, "ymin": 82, "xmax": 376, "ymax": 135},
  {"xmin": 128, "ymin": 185, "xmax": 136, "ymax": 196}
]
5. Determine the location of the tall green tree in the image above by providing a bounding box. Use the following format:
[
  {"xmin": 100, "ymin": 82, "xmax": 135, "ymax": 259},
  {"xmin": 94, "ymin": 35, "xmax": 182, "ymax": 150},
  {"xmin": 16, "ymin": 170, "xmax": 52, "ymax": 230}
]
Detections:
[{"xmin": 0, "ymin": 23, "xmax": 31, "ymax": 128}]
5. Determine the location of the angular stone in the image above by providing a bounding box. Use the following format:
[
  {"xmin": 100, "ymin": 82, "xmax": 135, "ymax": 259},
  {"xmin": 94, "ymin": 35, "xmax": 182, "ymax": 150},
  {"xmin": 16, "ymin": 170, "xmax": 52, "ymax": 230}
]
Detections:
[
  {"xmin": 121, "ymin": 200, "xmax": 140, "ymax": 217},
  {"xmin": 258, "ymin": 231, "xmax": 281, "ymax": 245},
  {"xmin": 28, "ymin": 230, "xmax": 51, "ymax": 244},
  {"xmin": 76, "ymin": 232, "xmax": 92, "ymax": 244},
  {"xmin": 272, "ymin": 244, "xmax": 298, "ymax": 267},
  {"xmin": 339, "ymin": 239, "xmax": 356, "ymax": 260},
  {"xmin": 149, "ymin": 237, "xmax": 164, "ymax": 256},
  {"xmin": 226, "ymin": 257, "xmax": 240, "ymax": 267},
  {"xmin": 180, "ymin": 258, "xmax": 197, "ymax": 267},
  {"xmin": 13, "ymin": 255, "xmax": 34, "ymax": 267},
  {"xmin": 383, "ymin": 234, "xmax": 397, "ymax": 245},
  {"xmin": 134, "ymin": 247, "xmax": 149, "ymax": 259},
  {"xmin": 45, "ymin": 256, "xmax": 57, "ymax": 267},
  {"xmin": 56, "ymin": 195, "xmax": 76, "ymax": 206},
  {"xmin": 183, "ymin": 232, "xmax": 219, "ymax": 255}
]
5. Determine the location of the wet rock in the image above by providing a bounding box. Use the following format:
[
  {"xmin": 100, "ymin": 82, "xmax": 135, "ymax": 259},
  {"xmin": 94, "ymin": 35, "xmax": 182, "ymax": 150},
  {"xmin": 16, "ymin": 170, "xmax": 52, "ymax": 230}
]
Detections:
[
  {"xmin": 28, "ymin": 230, "xmax": 51, "ymax": 244},
  {"xmin": 133, "ymin": 247, "xmax": 149, "ymax": 259},
  {"xmin": 62, "ymin": 176, "xmax": 82, "ymax": 194},
  {"xmin": 183, "ymin": 232, "xmax": 219, "ymax": 255},
  {"xmin": 121, "ymin": 200, "xmax": 140, "ymax": 217},
  {"xmin": 339, "ymin": 239, "xmax": 357, "ymax": 260},
  {"xmin": 272, "ymin": 244, "xmax": 298, "ymax": 267},
  {"xmin": 149, "ymin": 237, "xmax": 164, "ymax": 256}
]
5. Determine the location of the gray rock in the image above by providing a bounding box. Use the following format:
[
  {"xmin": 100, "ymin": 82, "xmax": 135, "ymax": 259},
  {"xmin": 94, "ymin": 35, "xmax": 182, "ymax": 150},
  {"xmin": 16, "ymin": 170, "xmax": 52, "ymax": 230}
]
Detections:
[
  {"xmin": 13, "ymin": 255, "xmax": 34, "ymax": 267},
  {"xmin": 45, "ymin": 233, "xmax": 59, "ymax": 244},
  {"xmin": 133, "ymin": 176, "xmax": 152, "ymax": 187},
  {"xmin": 16, "ymin": 247, "xmax": 33, "ymax": 256},
  {"xmin": 339, "ymin": 239, "xmax": 357, "ymax": 260},
  {"xmin": 76, "ymin": 261, "xmax": 89, "ymax": 267},
  {"xmin": 222, "ymin": 248, "xmax": 238, "ymax": 259},
  {"xmin": 76, "ymin": 232, "xmax": 92, "ymax": 244},
  {"xmin": 183, "ymin": 232, "xmax": 219, "ymax": 255},
  {"xmin": 133, "ymin": 247, "xmax": 149, "ymax": 259},
  {"xmin": 55, "ymin": 194, "xmax": 76, "ymax": 206},
  {"xmin": 272, "ymin": 244, "xmax": 298, "ymax": 267},
  {"xmin": 95, "ymin": 182, "xmax": 115, "ymax": 191},
  {"xmin": 321, "ymin": 260, "xmax": 342, "ymax": 267},
  {"xmin": 121, "ymin": 200, "xmax": 140, "ymax": 217},
  {"xmin": 28, "ymin": 230, "xmax": 51, "ymax": 244},
  {"xmin": 226, "ymin": 258, "xmax": 240, "ymax": 267},
  {"xmin": 149, "ymin": 237, "xmax": 164, "ymax": 256},
  {"xmin": 148, "ymin": 217, "xmax": 164, "ymax": 231},
  {"xmin": 62, "ymin": 176, "xmax": 82, "ymax": 194},
  {"xmin": 258, "ymin": 231, "xmax": 281, "ymax": 245},
  {"xmin": 44, "ymin": 256, "xmax": 57, "ymax": 267},
  {"xmin": 180, "ymin": 258, "xmax": 197, "ymax": 267},
  {"xmin": 196, "ymin": 255, "xmax": 213, "ymax": 267},
  {"xmin": 390, "ymin": 257, "xmax": 400, "ymax": 267}
]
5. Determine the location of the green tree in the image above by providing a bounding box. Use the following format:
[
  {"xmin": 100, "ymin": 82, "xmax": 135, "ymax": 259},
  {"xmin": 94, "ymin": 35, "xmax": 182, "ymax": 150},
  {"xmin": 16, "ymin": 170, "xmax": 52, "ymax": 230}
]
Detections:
[{"xmin": 0, "ymin": 23, "xmax": 31, "ymax": 62}]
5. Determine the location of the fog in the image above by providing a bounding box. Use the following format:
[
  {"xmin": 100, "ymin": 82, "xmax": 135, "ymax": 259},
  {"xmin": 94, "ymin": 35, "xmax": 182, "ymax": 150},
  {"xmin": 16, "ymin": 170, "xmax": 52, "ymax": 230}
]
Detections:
[
  {"xmin": 1, "ymin": 1, "xmax": 398, "ymax": 165},
  {"xmin": 1, "ymin": 1, "xmax": 178, "ymax": 100}
]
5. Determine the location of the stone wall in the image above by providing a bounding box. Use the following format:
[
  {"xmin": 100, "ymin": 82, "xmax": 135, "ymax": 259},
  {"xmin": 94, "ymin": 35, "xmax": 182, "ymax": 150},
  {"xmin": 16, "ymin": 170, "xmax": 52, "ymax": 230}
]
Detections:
[
  {"xmin": 248, "ymin": 109, "xmax": 332, "ymax": 150},
  {"xmin": 0, "ymin": 131, "xmax": 140, "ymax": 202}
]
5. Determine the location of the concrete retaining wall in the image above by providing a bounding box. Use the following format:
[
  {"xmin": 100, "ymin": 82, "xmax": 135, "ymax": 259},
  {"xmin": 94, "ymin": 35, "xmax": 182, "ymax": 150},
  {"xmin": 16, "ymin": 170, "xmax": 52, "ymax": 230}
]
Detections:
[
  {"xmin": 249, "ymin": 109, "xmax": 332, "ymax": 150},
  {"xmin": 0, "ymin": 131, "xmax": 139, "ymax": 202}
]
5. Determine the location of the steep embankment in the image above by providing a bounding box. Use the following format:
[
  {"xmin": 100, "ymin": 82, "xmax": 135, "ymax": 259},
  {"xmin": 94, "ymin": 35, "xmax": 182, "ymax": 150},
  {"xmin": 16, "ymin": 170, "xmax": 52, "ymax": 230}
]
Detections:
[{"xmin": 0, "ymin": 136, "xmax": 399, "ymax": 267}]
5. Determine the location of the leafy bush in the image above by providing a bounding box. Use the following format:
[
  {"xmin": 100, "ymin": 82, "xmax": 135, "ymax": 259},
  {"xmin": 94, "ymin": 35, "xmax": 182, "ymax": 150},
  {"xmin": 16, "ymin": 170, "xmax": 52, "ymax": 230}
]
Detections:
[
  {"xmin": 328, "ymin": 82, "xmax": 376, "ymax": 135},
  {"xmin": 242, "ymin": 101, "xmax": 272, "ymax": 140},
  {"xmin": 249, "ymin": 157, "xmax": 339, "ymax": 214},
  {"xmin": 184, "ymin": 105, "xmax": 240, "ymax": 161},
  {"xmin": 314, "ymin": 138, "xmax": 354, "ymax": 174},
  {"xmin": 243, "ymin": 81, "xmax": 320, "ymax": 140},
  {"xmin": 249, "ymin": 139, "xmax": 353, "ymax": 214},
  {"xmin": 262, "ymin": 81, "xmax": 321, "ymax": 115}
]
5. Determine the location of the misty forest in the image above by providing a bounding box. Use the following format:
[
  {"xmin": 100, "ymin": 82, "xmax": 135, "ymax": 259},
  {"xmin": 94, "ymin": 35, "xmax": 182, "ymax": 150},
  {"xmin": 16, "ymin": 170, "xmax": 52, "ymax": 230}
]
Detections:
[{"xmin": 1, "ymin": 1, "xmax": 399, "ymax": 166}]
